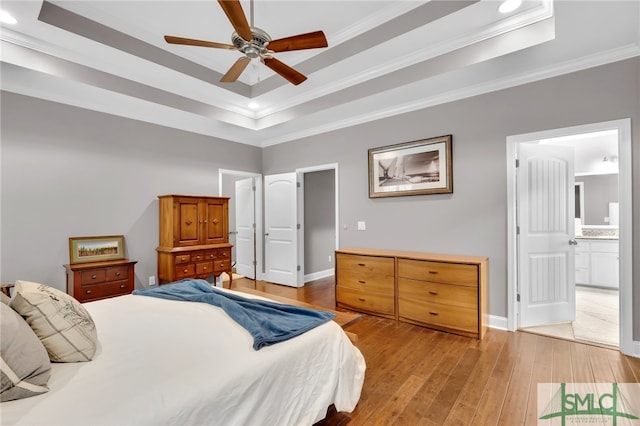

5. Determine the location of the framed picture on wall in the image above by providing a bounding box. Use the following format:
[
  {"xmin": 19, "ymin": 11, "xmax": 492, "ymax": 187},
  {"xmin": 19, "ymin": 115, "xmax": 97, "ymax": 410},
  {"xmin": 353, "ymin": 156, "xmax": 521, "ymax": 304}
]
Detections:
[
  {"xmin": 368, "ymin": 135, "xmax": 453, "ymax": 198},
  {"xmin": 69, "ymin": 235, "xmax": 125, "ymax": 264}
]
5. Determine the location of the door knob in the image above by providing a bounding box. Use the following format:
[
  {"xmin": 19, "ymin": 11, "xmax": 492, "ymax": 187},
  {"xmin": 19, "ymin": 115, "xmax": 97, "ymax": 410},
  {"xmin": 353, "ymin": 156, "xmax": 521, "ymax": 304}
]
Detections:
[
  {"xmin": 569, "ymin": 239, "xmax": 578, "ymax": 246},
  {"xmin": 264, "ymin": 233, "xmax": 269, "ymax": 236}
]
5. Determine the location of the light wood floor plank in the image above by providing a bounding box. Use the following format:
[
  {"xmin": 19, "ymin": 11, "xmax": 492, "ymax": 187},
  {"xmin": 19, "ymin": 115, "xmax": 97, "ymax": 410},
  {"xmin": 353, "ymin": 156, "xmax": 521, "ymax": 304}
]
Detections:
[
  {"xmin": 587, "ymin": 344, "xmax": 618, "ymax": 382},
  {"xmin": 523, "ymin": 335, "xmax": 554, "ymax": 425},
  {"xmin": 551, "ymin": 338, "xmax": 574, "ymax": 383},
  {"xmin": 497, "ymin": 332, "xmax": 538, "ymax": 425}
]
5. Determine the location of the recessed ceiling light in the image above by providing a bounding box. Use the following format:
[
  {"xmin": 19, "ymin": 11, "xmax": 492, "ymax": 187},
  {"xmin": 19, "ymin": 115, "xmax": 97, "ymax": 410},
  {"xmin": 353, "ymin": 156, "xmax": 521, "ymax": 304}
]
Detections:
[
  {"xmin": 248, "ymin": 101, "xmax": 260, "ymax": 110},
  {"xmin": 0, "ymin": 10, "xmax": 17, "ymax": 25},
  {"xmin": 499, "ymin": 0, "xmax": 522, "ymax": 14}
]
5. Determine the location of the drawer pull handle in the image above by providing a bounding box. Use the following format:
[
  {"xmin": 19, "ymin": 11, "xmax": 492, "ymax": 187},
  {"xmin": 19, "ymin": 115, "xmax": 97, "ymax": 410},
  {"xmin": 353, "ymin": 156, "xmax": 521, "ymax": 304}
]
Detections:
[
  {"xmin": 115, "ymin": 272, "xmax": 121, "ymax": 277},
  {"xmin": 358, "ymin": 280, "xmax": 366, "ymax": 284},
  {"xmin": 429, "ymin": 311, "xmax": 439, "ymax": 316},
  {"xmin": 429, "ymin": 291, "xmax": 438, "ymax": 295},
  {"xmin": 91, "ymin": 274, "xmax": 97, "ymax": 280},
  {"xmin": 120, "ymin": 284, "xmax": 125, "ymax": 289},
  {"xmin": 86, "ymin": 290, "xmax": 92, "ymax": 294},
  {"xmin": 428, "ymin": 271, "xmax": 438, "ymax": 275},
  {"xmin": 183, "ymin": 269, "xmax": 188, "ymax": 273},
  {"xmin": 357, "ymin": 263, "xmax": 366, "ymax": 267},
  {"xmin": 203, "ymin": 267, "xmax": 207, "ymax": 271},
  {"xmin": 358, "ymin": 297, "xmax": 366, "ymax": 302}
]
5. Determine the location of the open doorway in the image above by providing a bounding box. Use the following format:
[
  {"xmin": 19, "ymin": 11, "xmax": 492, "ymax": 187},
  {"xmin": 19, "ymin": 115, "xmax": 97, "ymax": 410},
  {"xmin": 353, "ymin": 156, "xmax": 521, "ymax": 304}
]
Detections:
[
  {"xmin": 520, "ymin": 131, "xmax": 620, "ymax": 348},
  {"xmin": 506, "ymin": 119, "xmax": 633, "ymax": 355},
  {"xmin": 219, "ymin": 169, "xmax": 263, "ymax": 281}
]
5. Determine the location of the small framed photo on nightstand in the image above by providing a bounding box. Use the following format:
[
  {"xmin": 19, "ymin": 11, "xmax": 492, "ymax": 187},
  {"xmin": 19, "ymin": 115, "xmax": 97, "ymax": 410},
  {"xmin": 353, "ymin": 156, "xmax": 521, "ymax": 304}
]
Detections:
[{"xmin": 69, "ymin": 235, "xmax": 125, "ymax": 264}]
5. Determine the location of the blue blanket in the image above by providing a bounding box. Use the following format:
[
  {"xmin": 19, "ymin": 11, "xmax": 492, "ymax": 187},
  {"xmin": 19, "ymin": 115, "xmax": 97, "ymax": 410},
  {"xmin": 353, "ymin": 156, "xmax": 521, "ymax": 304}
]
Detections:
[{"xmin": 132, "ymin": 279, "xmax": 335, "ymax": 350}]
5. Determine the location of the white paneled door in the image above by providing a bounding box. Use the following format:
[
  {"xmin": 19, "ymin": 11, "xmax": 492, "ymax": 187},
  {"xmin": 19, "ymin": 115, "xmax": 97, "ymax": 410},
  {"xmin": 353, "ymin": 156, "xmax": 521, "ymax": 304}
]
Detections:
[
  {"xmin": 234, "ymin": 177, "xmax": 255, "ymax": 279},
  {"xmin": 264, "ymin": 172, "xmax": 300, "ymax": 287},
  {"xmin": 518, "ymin": 143, "xmax": 575, "ymax": 328}
]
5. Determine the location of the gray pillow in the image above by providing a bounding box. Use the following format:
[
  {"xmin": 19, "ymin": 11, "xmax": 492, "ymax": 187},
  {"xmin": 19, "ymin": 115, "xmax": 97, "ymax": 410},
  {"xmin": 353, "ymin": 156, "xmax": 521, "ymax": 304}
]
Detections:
[
  {"xmin": 1, "ymin": 303, "xmax": 51, "ymax": 401},
  {"xmin": 10, "ymin": 280, "xmax": 98, "ymax": 362}
]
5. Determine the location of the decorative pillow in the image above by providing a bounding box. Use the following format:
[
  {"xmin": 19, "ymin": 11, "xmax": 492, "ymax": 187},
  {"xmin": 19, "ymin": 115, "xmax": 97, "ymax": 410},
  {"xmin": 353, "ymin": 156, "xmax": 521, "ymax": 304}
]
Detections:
[
  {"xmin": 1, "ymin": 303, "xmax": 51, "ymax": 401},
  {"xmin": 1, "ymin": 292, "xmax": 10, "ymax": 305},
  {"xmin": 9, "ymin": 280, "xmax": 98, "ymax": 362}
]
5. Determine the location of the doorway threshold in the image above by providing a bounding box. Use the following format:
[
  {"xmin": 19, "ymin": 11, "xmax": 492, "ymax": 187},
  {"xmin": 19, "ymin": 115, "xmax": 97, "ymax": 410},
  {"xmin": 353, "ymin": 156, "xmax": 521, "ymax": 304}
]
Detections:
[{"xmin": 520, "ymin": 286, "xmax": 619, "ymax": 350}]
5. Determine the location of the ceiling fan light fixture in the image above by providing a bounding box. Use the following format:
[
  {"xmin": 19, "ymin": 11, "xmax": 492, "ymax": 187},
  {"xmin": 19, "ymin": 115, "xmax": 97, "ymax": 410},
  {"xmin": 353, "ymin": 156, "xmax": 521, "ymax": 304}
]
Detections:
[
  {"xmin": 164, "ymin": 0, "xmax": 328, "ymax": 85},
  {"xmin": 499, "ymin": 0, "xmax": 522, "ymax": 14}
]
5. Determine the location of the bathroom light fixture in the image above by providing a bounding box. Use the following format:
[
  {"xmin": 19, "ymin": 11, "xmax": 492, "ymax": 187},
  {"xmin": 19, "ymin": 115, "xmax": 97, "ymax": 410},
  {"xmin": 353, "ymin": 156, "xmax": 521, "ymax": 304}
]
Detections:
[
  {"xmin": 499, "ymin": 0, "xmax": 522, "ymax": 14},
  {"xmin": 0, "ymin": 9, "xmax": 17, "ymax": 25}
]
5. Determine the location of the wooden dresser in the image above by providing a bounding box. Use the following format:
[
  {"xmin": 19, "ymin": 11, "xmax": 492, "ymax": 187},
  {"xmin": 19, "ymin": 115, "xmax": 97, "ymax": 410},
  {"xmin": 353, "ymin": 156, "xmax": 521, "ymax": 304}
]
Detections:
[
  {"xmin": 156, "ymin": 195, "xmax": 233, "ymax": 286},
  {"xmin": 65, "ymin": 259, "xmax": 137, "ymax": 303},
  {"xmin": 336, "ymin": 248, "xmax": 488, "ymax": 339}
]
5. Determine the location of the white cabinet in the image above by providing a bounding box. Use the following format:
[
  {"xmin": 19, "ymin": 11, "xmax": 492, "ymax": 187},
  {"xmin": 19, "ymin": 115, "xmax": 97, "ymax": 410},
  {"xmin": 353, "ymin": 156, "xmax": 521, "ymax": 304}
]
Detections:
[
  {"xmin": 574, "ymin": 239, "xmax": 619, "ymax": 289},
  {"xmin": 590, "ymin": 241, "xmax": 619, "ymax": 288},
  {"xmin": 574, "ymin": 242, "xmax": 590, "ymax": 284}
]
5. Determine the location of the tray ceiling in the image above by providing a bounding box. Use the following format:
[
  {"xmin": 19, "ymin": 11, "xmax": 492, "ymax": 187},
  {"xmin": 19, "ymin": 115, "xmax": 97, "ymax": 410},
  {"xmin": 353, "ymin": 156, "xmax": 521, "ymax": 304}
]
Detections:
[{"xmin": 1, "ymin": 1, "xmax": 639, "ymax": 147}]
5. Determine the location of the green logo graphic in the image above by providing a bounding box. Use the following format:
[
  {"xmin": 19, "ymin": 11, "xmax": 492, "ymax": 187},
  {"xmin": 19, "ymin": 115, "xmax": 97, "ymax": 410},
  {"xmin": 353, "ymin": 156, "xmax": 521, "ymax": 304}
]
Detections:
[{"xmin": 539, "ymin": 383, "xmax": 639, "ymax": 425}]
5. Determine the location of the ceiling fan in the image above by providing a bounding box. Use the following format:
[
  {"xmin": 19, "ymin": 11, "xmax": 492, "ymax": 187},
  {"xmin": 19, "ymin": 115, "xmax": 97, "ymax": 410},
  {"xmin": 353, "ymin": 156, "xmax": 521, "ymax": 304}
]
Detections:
[{"xmin": 164, "ymin": 0, "xmax": 328, "ymax": 85}]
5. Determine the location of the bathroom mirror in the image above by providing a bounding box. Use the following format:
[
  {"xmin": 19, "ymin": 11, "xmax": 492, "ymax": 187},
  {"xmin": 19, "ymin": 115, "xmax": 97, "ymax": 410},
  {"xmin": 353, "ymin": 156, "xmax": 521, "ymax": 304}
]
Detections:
[{"xmin": 574, "ymin": 174, "xmax": 618, "ymax": 226}]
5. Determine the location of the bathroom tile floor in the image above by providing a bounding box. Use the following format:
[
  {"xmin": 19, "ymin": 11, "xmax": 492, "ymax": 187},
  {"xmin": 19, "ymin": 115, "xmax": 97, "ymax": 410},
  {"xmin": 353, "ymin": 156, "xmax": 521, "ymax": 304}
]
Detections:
[{"xmin": 521, "ymin": 286, "xmax": 619, "ymax": 348}]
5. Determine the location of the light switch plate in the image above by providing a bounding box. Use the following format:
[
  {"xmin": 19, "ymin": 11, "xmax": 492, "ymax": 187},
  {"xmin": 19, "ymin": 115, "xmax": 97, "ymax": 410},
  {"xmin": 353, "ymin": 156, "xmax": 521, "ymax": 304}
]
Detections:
[{"xmin": 357, "ymin": 221, "xmax": 366, "ymax": 231}]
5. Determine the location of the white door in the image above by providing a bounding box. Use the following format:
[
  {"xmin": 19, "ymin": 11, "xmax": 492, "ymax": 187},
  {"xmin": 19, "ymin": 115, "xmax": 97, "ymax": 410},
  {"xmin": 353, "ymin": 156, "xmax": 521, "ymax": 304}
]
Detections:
[
  {"xmin": 234, "ymin": 178, "xmax": 255, "ymax": 279},
  {"xmin": 264, "ymin": 172, "xmax": 300, "ymax": 287},
  {"xmin": 518, "ymin": 143, "xmax": 575, "ymax": 328}
]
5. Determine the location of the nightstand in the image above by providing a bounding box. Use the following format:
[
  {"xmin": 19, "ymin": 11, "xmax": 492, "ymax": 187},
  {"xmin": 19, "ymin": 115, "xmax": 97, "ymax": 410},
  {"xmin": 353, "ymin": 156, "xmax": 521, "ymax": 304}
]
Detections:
[{"xmin": 64, "ymin": 259, "xmax": 137, "ymax": 302}]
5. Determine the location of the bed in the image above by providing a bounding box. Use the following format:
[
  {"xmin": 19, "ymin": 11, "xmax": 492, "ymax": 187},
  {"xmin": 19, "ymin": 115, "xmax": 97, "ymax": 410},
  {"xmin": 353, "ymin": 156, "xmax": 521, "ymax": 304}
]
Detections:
[{"xmin": 1, "ymin": 285, "xmax": 365, "ymax": 425}]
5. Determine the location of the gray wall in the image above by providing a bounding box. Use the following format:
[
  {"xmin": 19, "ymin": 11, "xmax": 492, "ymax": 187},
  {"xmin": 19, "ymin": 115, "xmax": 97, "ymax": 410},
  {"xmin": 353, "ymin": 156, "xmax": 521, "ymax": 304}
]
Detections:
[
  {"xmin": 303, "ymin": 170, "xmax": 335, "ymax": 275},
  {"xmin": 1, "ymin": 92, "xmax": 262, "ymax": 291},
  {"xmin": 576, "ymin": 174, "xmax": 619, "ymax": 226},
  {"xmin": 1, "ymin": 58, "xmax": 638, "ymax": 340},
  {"xmin": 262, "ymin": 58, "xmax": 640, "ymax": 338}
]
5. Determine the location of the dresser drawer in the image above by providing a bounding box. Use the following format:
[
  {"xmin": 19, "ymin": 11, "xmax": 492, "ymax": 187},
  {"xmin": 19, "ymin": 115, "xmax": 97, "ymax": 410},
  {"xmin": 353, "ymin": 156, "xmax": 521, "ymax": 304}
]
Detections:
[
  {"xmin": 398, "ymin": 278, "xmax": 477, "ymax": 310},
  {"xmin": 196, "ymin": 261, "xmax": 213, "ymax": 275},
  {"xmin": 214, "ymin": 260, "xmax": 230, "ymax": 272},
  {"xmin": 106, "ymin": 266, "xmax": 129, "ymax": 281},
  {"xmin": 216, "ymin": 248, "xmax": 231, "ymax": 260},
  {"xmin": 399, "ymin": 298, "xmax": 478, "ymax": 334},
  {"xmin": 80, "ymin": 280, "xmax": 132, "ymax": 301},
  {"xmin": 175, "ymin": 264, "xmax": 196, "ymax": 279},
  {"xmin": 175, "ymin": 254, "xmax": 191, "ymax": 264},
  {"xmin": 337, "ymin": 254, "xmax": 394, "ymax": 293},
  {"xmin": 81, "ymin": 269, "xmax": 106, "ymax": 285},
  {"xmin": 398, "ymin": 259, "xmax": 478, "ymax": 287},
  {"xmin": 191, "ymin": 253, "xmax": 207, "ymax": 262},
  {"xmin": 336, "ymin": 286, "xmax": 395, "ymax": 316}
]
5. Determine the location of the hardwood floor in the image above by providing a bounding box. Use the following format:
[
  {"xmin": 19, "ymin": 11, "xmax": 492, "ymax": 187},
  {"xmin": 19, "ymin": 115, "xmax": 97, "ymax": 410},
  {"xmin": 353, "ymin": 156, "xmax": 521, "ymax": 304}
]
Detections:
[{"xmin": 229, "ymin": 277, "xmax": 640, "ymax": 425}]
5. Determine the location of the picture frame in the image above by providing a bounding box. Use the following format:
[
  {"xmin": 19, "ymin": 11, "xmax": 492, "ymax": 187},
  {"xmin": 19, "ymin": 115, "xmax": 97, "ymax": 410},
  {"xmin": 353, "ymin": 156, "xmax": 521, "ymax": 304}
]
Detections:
[
  {"xmin": 368, "ymin": 135, "xmax": 453, "ymax": 198},
  {"xmin": 69, "ymin": 235, "xmax": 125, "ymax": 264}
]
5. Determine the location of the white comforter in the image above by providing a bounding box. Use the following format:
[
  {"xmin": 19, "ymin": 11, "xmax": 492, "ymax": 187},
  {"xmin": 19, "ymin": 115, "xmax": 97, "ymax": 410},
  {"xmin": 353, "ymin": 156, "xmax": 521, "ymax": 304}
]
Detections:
[{"xmin": 2, "ymin": 291, "xmax": 365, "ymax": 425}]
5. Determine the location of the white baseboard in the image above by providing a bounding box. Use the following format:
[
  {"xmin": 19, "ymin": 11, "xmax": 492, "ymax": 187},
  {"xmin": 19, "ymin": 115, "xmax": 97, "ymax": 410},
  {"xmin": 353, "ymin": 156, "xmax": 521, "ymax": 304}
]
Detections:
[
  {"xmin": 489, "ymin": 315, "xmax": 510, "ymax": 331},
  {"xmin": 304, "ymin": 268, "xmax": 334, "ymax": 283}
]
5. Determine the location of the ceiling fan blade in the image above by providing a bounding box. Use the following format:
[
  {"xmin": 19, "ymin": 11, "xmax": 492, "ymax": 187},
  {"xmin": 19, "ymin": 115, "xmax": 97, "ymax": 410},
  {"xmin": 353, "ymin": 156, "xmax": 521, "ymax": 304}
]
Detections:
[
  {"xmin": 218, "ymin": 0, "xmax": 252, "ymax": 42},
  {"xmin": 268, "ymin": 31, "xmax": 328, "ymax": 52},
  {"xmin": 164, "ymin": 35, "xmax": 236, "ymax": 50},
  {"xmin": 220, "ymin": 56, "xmax": 251, "ymax": 83},
  {"xmin": 262, "ymin": 57, "xmax": 307, "ymax": 86}
]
